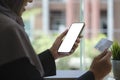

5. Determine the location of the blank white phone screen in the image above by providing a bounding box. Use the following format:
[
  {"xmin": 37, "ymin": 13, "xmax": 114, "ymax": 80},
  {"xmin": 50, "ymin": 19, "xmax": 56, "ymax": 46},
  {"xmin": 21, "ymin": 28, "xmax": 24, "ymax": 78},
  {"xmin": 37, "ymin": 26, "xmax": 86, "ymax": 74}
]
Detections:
[{"xmin": 58, "ymin": 23, "xmax": 85, "ymax": 53}]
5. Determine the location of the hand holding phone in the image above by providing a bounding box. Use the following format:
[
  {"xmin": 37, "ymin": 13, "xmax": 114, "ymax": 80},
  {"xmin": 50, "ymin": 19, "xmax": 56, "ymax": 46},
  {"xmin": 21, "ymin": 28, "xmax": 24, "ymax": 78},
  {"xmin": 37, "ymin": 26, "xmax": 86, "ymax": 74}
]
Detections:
[{"xmin": 58, "ymin": 22, "xmax": 85, "ymax": 54}]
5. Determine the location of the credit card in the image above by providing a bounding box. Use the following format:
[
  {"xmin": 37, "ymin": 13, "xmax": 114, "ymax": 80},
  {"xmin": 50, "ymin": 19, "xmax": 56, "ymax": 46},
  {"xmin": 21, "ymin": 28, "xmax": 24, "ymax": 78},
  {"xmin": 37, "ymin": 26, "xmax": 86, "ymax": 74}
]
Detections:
[{"xmin": 95, "ymin": 38, "xmax": 113, "ymax": 52}]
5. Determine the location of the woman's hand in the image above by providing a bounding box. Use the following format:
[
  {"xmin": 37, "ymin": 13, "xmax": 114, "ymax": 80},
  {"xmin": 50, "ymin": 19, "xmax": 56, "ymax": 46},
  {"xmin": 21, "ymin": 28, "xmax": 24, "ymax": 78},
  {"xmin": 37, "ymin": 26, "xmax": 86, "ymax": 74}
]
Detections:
[
  {"xmin": 89, "ymin": 50, "xmax": 112, "ymax": 80},
  {"xmin": 49, "ymin": 29, "xmax": 82, "ymax": 59}
]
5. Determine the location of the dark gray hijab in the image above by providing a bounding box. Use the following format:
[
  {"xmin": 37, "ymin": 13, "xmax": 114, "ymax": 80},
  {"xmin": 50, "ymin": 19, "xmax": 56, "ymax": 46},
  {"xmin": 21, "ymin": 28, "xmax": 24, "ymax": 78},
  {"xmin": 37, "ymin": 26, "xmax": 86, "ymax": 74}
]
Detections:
[
  {"xmin": 0, "ymin": 0, "xmax": 45, "ymax": 77},
  {"xmin": 0, "ymin": 0, "xmax": 24, "ymax": 26}
]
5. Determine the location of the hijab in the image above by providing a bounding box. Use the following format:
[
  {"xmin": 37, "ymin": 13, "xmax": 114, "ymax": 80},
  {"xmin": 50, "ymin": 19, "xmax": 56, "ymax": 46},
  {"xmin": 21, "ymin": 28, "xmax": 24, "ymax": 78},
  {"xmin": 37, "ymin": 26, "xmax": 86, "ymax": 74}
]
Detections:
[
  {"xmin": 0, "ymin": 0, "xmax": 24, "ymax": 15},
  {"xmin": 0, "ymin": 0, "xmax": 44, "ymax": 76},
  {"xmin": 0, "ymin": 0, "xmax": 24, "ymax": 26}
]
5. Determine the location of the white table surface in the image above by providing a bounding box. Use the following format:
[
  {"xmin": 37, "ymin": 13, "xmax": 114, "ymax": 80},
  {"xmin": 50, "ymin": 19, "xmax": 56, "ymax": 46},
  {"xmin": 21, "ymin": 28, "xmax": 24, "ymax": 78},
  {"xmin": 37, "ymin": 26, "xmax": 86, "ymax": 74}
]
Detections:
[
  {"xmin": 45, "ymin": 70, "xmax": 115, "ymax": 80},
  {"xmin": 45, "ymin": 70, "xmax": 86, "ymax": 79}
]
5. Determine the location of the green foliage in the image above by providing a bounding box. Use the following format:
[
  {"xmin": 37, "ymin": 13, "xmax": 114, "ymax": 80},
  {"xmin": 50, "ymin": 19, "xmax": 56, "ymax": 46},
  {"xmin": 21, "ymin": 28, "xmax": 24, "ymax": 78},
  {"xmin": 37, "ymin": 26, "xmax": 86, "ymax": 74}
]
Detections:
[
  {"xmin": 32, "ymin": 32, "xmax": 56, "ymax": 54},
  {"xmin": 111, "ymin": 41, "xmax": 120, "ymax": 60},
  {"xmin": 31, "ymin": 32, "xmax": 80, "ymax": 70},
  {"xmin": 22, "ymin": 8, "xmax": 41, "ymax": 20},
  {"xmin": 85, "ymin": 34, "xmax": 106, "ymax": 58},
  {"xmin": 56, "ymin": 48, "xmax": 80, "ymax": 70},
  {"xmin": 31, "ymin": 33, "xmax": 107, "ymax": 70}
]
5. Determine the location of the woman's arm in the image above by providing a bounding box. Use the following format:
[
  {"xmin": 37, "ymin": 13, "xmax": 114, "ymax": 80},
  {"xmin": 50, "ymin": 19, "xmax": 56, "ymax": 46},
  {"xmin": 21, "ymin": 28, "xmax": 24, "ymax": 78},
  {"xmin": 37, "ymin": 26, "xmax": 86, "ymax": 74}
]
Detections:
[
  {"xmin": 38, "ymin": 49, "xmax": 56, "ymax": 77},
  {"xmin": 77, "ymin": 71, "xmax": 95, "ymax": 80}
]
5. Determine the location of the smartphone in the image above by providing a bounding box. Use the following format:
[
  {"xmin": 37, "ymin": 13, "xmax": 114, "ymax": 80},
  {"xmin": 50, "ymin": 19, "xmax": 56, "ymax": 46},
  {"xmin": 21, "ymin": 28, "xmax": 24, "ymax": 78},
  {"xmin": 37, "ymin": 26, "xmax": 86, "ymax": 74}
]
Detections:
[{"xmin": 58, "ymin": 22, "xmax": 85, "ymax": 53}]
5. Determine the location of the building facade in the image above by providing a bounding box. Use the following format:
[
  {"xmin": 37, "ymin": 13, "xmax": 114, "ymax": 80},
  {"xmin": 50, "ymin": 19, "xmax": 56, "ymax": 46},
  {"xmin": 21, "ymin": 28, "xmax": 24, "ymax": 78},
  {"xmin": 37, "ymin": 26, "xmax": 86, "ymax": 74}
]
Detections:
[{"xmin": 27, "ymin": 0, "xmax": 120, "ymax": 42}]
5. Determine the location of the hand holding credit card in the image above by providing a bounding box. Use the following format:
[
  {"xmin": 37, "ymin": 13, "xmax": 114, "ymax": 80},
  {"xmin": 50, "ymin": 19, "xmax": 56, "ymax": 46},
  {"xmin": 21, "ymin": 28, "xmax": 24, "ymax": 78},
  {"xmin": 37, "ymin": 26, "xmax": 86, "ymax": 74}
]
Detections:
[{"xmin": 95, "ymin": 38, "xmax": 113, "ymax": 52}]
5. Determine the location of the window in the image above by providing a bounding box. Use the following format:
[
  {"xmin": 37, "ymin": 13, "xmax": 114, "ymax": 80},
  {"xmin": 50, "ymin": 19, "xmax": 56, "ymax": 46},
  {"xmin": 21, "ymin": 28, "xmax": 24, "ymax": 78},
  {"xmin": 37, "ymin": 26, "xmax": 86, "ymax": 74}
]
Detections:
[
  {"xmin": 23, "ymin": 0, "xmax": 120, "ymax": 79},
  {"xmin": 50, "ymin": 11, "xmax": 66, "ymax": 31}
]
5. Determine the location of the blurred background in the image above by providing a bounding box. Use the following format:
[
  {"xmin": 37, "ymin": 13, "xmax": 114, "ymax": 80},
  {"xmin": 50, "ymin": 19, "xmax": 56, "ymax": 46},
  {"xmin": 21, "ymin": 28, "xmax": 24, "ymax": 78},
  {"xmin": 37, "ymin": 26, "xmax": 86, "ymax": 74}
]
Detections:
[{"xmin": 22, "ymin": 0, "xmax": 120, "ymax": 71}]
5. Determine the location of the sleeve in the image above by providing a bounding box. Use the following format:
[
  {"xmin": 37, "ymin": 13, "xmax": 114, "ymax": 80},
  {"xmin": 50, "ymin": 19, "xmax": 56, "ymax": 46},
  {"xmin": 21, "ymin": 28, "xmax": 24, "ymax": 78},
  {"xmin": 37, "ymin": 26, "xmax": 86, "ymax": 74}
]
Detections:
[
  {"xmin": 76, "ymin": 71, "xmax": 95, "ymax": 80},
  {"xmin": 38, "ymin": 49, "xmax": 56, "ymax": 77}
]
